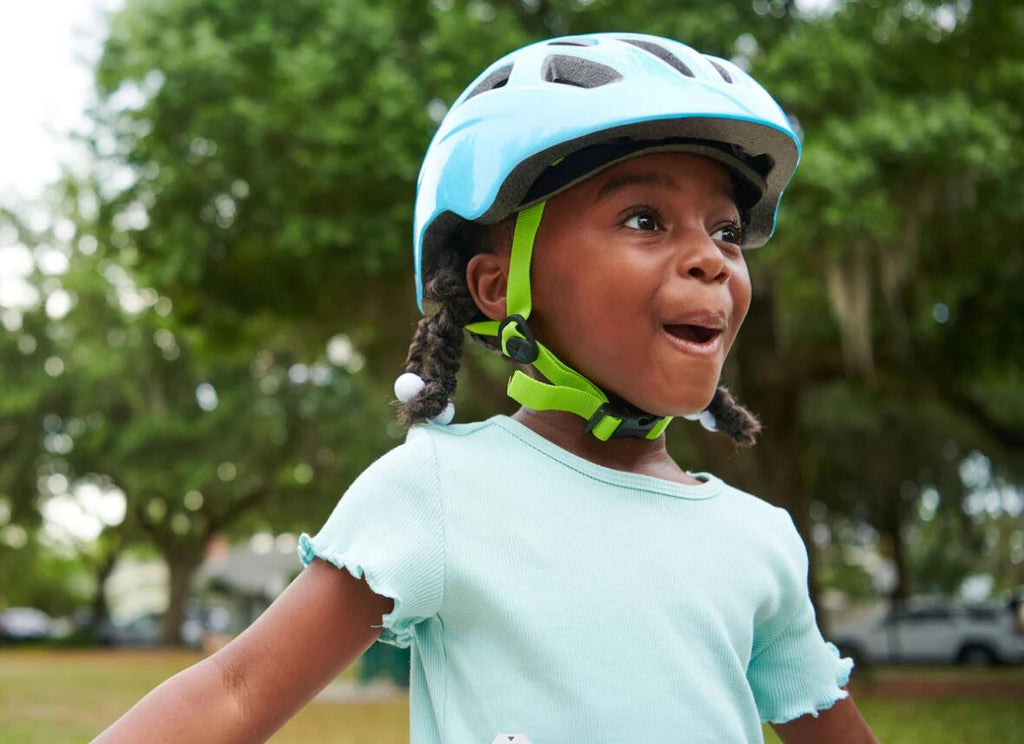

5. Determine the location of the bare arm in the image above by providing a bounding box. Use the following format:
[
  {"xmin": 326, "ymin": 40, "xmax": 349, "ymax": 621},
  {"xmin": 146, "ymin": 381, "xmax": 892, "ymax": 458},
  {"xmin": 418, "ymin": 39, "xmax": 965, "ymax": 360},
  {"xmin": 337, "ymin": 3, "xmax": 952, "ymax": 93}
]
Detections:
[
  {"xmin": 770, "ymin": 688, "xmax": 878, "ymax": 744},
  {"xmin": 92, "ymin": 558, "xmax": 395, "ymax": 743}
]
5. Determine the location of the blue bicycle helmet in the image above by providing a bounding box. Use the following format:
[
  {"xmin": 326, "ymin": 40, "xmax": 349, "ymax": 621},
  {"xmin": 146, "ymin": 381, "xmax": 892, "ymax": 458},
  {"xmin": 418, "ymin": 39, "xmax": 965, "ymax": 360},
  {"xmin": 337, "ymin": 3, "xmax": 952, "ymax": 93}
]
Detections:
[{"xmin": 411, "ymin": 32, "xmax": 802, "ymax": 441}]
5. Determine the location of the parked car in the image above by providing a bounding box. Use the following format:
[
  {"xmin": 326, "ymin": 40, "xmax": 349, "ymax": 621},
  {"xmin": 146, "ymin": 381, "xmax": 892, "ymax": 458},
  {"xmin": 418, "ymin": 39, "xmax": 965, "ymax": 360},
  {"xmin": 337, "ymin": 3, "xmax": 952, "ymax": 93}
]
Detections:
[
  {"xmin": 96, "ymin": 612, "xmax": 164, "ymax": 646},
  {"xmin": 0, "ymin": 607, "xmax": 56, "ymax": 642},
  {"xmin": 832, "ymin": 599, "xmax": 1024, "ymax": 667},
  {"xmin": 96, "ymin": 600, "xmax": 233, "ymax": 647}
]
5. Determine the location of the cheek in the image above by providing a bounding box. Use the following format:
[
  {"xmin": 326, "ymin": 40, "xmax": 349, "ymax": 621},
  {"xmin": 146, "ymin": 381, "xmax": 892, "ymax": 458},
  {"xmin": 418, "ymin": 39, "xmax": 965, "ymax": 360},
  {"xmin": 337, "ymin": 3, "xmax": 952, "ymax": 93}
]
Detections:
[
  {"xmin": 529, "ymin": 232, "xmax": 648, "ymax": 372},
  {"xmin": 533, "ymin": 247, "xmax": 607, "ymax": 341},
  {"xmin": 532, "ymin": 223, "xmax": 601, "ymax": 316},
  {"xmin": 548, "ymin": 242, "xmax": 652, "ymax": 328},
  {"xmin": 527, "ymin": 238, "xmax": 581, "ymax": 342},
  {"xmin": 729, "ymin": 261, "xmax": 753, "ymax": 330}
]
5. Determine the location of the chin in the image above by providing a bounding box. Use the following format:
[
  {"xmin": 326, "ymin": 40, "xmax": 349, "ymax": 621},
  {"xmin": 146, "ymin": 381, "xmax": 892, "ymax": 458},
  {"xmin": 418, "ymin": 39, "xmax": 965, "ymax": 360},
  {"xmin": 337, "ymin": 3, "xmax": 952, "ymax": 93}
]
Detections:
[{"xmin": 627, "ymin": 384, "xmax": 718, "ymax": 418}]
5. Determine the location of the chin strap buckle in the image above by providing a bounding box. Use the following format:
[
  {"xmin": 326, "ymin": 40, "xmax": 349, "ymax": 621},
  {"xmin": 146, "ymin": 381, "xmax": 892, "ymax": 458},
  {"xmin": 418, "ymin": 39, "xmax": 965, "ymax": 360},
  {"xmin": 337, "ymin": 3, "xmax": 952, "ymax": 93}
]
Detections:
[
  {"xmin": 584, "ymin": 401, "xmax": 662, "ymax": 439},
  {"xmin": 497, "ymin": 314, "xmax": 540, "ymax": 364}
]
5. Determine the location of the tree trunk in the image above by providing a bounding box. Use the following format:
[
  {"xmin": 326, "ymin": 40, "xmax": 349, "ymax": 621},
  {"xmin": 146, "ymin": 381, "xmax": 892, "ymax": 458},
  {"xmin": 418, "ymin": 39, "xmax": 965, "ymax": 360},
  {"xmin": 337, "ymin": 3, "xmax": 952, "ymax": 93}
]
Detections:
[
  {"xmin": 160, "ymin": 549, "xmax": 204, "ymax": 646},
  {"xmin": 88, "ymin": 550, "xmax": 119, "ymax": 636},
  {"xmin": 882, "ymin": 500, "xmax": 910, "ymax": 603}
]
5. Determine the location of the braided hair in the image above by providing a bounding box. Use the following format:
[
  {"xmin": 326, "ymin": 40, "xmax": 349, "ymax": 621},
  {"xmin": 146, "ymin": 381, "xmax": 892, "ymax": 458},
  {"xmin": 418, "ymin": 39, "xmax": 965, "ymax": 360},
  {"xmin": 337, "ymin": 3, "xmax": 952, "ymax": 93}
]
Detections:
[
  {"xmin": 394, "ymin": 220, "xmax": 763, "ymax": 447},
  {"xmin": 394, "ymin": 222, "xmax": 498, "ymax": 428}
]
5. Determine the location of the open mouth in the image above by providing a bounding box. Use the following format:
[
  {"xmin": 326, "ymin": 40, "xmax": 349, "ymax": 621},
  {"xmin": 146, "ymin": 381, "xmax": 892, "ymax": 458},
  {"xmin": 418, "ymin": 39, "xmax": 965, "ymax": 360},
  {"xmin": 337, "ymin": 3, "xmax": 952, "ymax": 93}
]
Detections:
[{"xmin": 663, "ymin": 324, "xmax": 723, "ymax": 345}]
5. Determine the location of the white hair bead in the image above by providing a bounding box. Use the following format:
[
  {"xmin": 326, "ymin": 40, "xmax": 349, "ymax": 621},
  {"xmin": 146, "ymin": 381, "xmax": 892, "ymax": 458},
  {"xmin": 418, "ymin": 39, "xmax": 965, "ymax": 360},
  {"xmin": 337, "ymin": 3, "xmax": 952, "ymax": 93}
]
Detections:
[
  {"xmin": 698, "ymin": 409, "xmax": 718, "ymax": 432},
  {"xmin": 394, "ymin": 372, "xmax": 426, "ymax": 403},
  {"xmin": 682, "ymin": 412, "xmax": 703, "ymax": 421},
  {"xmin": 427, "ymin": 401, "xmax": 455, "ymax": 426}
]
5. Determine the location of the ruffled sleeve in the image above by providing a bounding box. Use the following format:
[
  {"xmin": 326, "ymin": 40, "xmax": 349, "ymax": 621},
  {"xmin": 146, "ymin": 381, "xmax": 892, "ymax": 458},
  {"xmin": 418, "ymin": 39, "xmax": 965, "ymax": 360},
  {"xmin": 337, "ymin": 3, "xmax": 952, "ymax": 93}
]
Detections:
[
  {"xmin": 297, "ymin": 425, "xmax": 445, "ymax": 649},
  {"xmin": 745, "ymin": 509, "xmax": 855, "ymax": 724}
]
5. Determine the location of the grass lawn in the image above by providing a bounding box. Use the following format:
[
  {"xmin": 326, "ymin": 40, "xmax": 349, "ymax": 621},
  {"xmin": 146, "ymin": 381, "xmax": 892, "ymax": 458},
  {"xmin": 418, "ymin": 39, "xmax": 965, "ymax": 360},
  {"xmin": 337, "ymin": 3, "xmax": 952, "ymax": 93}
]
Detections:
[
  {"xmin": 1, "ymin": 648, "xmax": 1022, "ymax": 743},
  {"xmin": 0, "ymin": 647, "xmax": 407, "ymax": 744}
]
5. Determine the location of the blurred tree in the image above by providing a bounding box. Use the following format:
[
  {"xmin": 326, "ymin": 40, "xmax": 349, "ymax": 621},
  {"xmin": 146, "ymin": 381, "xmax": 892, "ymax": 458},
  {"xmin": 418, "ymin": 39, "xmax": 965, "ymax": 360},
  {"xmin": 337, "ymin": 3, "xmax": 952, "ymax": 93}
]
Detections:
[
  {"xmin": 0, "ymin": 205, "xmax": 92, "ymax": 617},
  {"xmin": 706, "ymin": 0, "xmax": 1024, "ymax": 610},
  {"xmin": 5, "ymin": 0, "xmax": 1023, "ymax": 646},
  {"xmin": 64, "ymin": 249, "xmax": 393, "ymax": 643},
  {"xmin": 1, "ymin": 195, "xmax": 393, "ymax": 643},
  {"xmin": 800, "ymin": 381, "xmax": 984, "ymax": 601},
  {"xmin": 0, "ymin": 539, "xmax": 92, "ymax": 618}
]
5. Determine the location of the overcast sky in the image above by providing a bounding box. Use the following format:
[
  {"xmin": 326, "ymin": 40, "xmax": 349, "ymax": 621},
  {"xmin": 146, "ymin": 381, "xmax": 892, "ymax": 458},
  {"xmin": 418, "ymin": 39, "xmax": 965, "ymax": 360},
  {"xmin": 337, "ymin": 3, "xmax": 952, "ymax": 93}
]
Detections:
[{"xmin": 0, "ymin": 0, "xmax": 121, "ymax": 203}]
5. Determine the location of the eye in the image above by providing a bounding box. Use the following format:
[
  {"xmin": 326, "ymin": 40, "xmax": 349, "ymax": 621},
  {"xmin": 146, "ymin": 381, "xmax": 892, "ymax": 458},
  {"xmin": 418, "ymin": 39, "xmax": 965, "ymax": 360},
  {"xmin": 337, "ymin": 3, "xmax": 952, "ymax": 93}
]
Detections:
[
  {"xmin": 621, "ymin": 206, "xmax": 663, "ymax": 232},
  {"xmin": 711, "ymin": 222, "xmax": 744, "ymax": 248}
]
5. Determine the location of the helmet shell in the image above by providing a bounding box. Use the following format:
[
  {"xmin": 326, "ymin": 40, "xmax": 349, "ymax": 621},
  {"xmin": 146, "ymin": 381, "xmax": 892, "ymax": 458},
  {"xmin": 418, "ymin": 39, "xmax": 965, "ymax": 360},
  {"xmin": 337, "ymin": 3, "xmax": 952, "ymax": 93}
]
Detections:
[{"xmin": 414, "ymin": 32, "xmax": 802, "ymax": 312}]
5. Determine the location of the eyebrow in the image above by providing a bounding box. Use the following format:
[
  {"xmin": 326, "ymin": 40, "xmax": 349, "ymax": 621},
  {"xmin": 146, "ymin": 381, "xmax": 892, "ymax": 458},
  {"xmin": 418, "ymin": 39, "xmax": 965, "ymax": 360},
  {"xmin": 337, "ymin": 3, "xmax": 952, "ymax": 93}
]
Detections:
[{"xmin": 594, "ymin": 171, "xmax": 736, "ymax": 206}]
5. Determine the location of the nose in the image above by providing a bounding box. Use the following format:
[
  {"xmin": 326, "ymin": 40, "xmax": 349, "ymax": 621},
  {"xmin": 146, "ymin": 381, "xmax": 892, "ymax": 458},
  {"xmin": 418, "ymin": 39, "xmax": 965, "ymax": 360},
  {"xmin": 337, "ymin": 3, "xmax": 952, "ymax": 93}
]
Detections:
[{"xmin": 676, "ymin": 230, "xmax": 730, "ymax": 284}]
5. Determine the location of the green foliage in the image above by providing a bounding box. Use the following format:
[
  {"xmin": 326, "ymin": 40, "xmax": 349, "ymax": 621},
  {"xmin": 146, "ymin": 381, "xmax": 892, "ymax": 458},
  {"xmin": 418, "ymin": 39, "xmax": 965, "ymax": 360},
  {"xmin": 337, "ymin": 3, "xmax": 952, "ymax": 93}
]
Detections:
[
  {"xmin": 0, "ymin": 198, "xmax": 395, "ymax": 638},
  {"xmin": 769, "ymin": 2, "xmax": 1024, "ymax": 373},
  {"xmin": 2, "ymin": 0, "xmax": 1023, "ymax": 631},
  {"xmin": 0, "ymin": 542, "xmax": 91, "ymax": 616}
]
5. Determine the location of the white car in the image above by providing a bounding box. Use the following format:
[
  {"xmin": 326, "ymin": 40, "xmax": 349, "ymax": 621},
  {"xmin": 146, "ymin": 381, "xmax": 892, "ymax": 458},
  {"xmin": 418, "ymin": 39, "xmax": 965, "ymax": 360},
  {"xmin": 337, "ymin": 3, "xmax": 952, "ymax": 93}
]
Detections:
[
  {"xmin": 832, "ymin": 600, "xmax": 1024, "ymax": 667},
  {"xmin": 0, "ymin": 607, "xmax": 56, "ymax": 642}
]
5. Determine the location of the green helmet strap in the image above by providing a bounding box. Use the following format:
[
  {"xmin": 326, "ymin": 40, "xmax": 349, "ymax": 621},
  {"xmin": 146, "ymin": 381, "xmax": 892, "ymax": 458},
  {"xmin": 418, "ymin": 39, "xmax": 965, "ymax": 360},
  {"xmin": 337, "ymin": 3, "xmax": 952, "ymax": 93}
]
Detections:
[{"xmin": 464, "ymin": 201, "xmax": 674, "ymax": 442}]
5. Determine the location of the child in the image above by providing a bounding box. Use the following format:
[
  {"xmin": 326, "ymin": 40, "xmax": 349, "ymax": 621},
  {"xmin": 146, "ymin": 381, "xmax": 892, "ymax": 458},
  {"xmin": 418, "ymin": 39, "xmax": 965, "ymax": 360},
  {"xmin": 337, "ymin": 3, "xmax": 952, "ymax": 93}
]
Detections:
[{"xmin": 96, "ymin": 33, "xmax": 877, "ymax": 744}]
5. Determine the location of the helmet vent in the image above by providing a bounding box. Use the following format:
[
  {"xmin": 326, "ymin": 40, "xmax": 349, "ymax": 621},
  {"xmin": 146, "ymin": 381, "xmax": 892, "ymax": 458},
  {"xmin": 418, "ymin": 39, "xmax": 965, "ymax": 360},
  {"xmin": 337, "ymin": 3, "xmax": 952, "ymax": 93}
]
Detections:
[
  {"xmin": 617, "ymin": 38, "xmax": 694, "ymax": 78},
  {"xmin": 549, "ymin": 40, "xmax": 593, "ymax": 47},
  {"xmin": 542, "ymin": 55, "xmax": 623, "ymax": 88},
  {"xmin": 463, "ymin": 64, "xmax": 513, "ymax": 102},
  {"xmin": 707, "ymin": 59, "xmax": 734, "ymax": 83}
]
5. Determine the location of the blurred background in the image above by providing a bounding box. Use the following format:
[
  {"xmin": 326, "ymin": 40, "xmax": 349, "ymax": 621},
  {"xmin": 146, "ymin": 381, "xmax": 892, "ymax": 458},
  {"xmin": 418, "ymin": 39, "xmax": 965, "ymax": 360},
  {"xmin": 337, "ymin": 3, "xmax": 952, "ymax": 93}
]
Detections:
[{"xmin": 1, "ymin": 0, "xmax": 1022, "ymax": 741}]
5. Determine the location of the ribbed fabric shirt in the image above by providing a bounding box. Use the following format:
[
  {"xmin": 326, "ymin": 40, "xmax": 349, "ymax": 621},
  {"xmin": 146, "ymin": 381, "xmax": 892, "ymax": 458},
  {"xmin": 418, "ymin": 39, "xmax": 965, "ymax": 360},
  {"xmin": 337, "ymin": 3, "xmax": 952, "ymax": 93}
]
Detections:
[{"xmin": 298, "ymin": 414, "xmax": 853, "ymax": 743}]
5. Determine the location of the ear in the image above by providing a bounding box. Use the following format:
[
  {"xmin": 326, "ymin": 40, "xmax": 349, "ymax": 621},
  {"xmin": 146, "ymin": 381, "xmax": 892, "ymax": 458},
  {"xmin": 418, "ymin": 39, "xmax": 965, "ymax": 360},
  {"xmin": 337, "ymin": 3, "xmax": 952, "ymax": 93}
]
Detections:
[{"xmin": 466, "ymin": 252, "xmax": 510, "ymax": 321}]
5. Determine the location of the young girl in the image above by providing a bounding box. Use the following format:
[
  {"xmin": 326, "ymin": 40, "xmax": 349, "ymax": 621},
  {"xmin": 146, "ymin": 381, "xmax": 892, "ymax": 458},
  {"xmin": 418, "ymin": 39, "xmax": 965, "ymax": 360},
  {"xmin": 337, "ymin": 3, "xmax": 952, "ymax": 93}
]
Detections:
[{"xmin": 97, "ymin": 33, "xmax": 877, "ymax": 744}]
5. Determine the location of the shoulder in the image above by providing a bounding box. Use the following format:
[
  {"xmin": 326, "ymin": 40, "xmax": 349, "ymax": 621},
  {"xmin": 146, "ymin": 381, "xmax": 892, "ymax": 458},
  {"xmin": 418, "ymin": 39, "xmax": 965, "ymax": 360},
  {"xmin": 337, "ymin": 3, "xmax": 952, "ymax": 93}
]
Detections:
[
  {"xmin": 337, "ymin": 423, "xmax": 449, "ymax": 501},
  {"xmin": 366, "ymin": 415, "xmax": 498, "ymax": 462},
  {"xmin": 403, "ymin": 416, "xmax": 506, "ymax": 460},
  {"xmin": 711, "ymin": 477, "xmax": 807, "ymax": 570},
  {"xmin": 709, "ymin": 479, "xmax": 816, "ymax": 634},
  {"xmin": 712, "ymin": 476, "xmax": 794, "ymax": 530},
  {"xmin": 413, "ymin": 417, "xmax": 500, "ymax": 443},
  {"xmin": 359, "ymin": 424, "xmax": 439, "ymax": 479},
  {"xmin": 351, "ymin": 418, "xmax": 502, "ymax": 487}
]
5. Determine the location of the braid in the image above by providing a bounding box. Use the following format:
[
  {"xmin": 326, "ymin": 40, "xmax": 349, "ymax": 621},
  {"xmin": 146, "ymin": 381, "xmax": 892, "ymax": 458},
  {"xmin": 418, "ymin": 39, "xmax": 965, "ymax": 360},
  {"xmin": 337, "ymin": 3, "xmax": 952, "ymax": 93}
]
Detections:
[
  {"xmin": 706, "ymin": 384, "xmax": 762, "ymax": 447},
  {"xmin": 395, "ymin": 251, "xmax": 479, "ymax": 427},
  {"xmin": 402, "ymin": 316, "xmax": 432, "ymax": 378}
]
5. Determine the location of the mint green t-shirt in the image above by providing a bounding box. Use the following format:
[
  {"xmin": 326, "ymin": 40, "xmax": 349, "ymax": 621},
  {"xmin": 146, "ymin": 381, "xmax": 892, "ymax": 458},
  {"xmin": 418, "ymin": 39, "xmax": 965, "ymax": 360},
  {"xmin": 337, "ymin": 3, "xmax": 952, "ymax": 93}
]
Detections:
[{"xmin": 298, "ymin": 414, "xmax": 853, "ymax": 743}]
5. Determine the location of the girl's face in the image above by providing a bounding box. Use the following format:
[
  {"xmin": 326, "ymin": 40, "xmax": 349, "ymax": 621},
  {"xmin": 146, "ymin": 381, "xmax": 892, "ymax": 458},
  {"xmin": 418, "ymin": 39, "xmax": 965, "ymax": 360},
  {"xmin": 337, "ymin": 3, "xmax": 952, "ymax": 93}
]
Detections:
[{"xmin": 525, "ymin": 151, "xmax": 752, "ymax": 416}]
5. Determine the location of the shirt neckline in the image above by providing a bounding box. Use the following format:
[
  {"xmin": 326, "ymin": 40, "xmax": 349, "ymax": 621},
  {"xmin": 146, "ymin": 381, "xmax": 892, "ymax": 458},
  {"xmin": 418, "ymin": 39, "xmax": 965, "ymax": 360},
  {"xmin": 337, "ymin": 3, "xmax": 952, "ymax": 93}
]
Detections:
[{"xmin": 488, "ymin": 414, "xmax": 723, "ymax": 500}]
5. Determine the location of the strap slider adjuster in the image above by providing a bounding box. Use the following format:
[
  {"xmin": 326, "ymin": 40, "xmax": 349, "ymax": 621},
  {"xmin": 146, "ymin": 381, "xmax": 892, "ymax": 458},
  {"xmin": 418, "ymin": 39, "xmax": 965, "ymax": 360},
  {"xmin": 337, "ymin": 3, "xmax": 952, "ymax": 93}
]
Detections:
[
  {"xmin": 498, "ymin": 313, "xmax": 539, "ymax": 364},
  {"xmin": 584, "ymin": 402, "xmax": 660, "ymax": 439}
]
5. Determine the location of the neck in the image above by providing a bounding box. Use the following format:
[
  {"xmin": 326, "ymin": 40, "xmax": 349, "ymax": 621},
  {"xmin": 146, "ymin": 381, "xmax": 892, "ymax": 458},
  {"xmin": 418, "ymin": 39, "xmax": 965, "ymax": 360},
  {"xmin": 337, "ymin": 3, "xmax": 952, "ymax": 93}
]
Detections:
[{"xmin": 510, "ymin": 407, "xmax": 703, "ymax": 486}]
